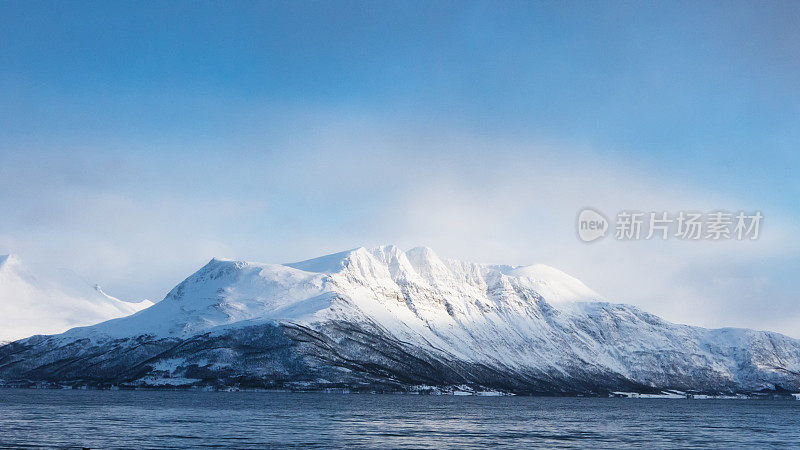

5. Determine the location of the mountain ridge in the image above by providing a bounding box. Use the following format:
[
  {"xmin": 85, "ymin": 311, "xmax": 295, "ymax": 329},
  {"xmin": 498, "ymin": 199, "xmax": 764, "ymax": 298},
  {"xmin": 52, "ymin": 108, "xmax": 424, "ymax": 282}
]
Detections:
[
  {"xmin": 1, "ymin": 246, "xmax": 798, "ymax": 395},
  {"xmin": 0, "ymin": 253, "xmax": 153, "ymax": 342}
]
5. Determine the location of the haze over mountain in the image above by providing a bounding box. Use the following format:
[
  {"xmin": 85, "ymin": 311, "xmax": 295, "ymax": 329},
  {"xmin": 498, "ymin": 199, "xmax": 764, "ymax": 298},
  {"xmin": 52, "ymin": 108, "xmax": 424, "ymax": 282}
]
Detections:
[
  {"xmin": 1, "ymin": 246, "xmax": 798, "ymax": 395},
  {"xmin": 0, "ymin": 254, "xmax": 153, "ymax": 343}
]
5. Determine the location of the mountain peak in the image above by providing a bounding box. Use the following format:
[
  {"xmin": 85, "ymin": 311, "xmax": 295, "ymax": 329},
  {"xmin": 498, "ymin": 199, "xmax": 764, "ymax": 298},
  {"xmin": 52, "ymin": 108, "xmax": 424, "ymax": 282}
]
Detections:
[
  {"xmin": 404, "ymin": 246, "xmax": 450, "ymax": 282},
  {"xmin": 287, "ymin": 246, "xmax": 447, "ymax": 277},
  {"xmin": 367, "ymin": 245, "xmax": 405, "ymax": 266},
  {"xmin": 370, "ymin": 244, "xmax": 402, "ymax": 255},
  {"xmin": 0, "ymin": 254, "xmax": 152, "ymax": 342},
  {"xmin": 284, "ymin": 248, "xmax": 364, "ymax": 274},
  {"xmin": 498, "ymin": 263, "xmax": 602, "ymax": 303},
  {"xmin": 0, "ymin": 253, "xmax": 21, "ymax": 270},
  {"xmin": 205, "ymin": 257, "xmax": 239, "ymax": 267}
]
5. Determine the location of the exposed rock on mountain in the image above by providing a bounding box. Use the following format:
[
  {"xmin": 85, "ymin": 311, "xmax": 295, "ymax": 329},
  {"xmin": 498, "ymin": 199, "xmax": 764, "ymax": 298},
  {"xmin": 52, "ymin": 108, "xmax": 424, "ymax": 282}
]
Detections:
[{"xmin": 1, "ymin": 246, "xmax": 798, "ymax": 395}]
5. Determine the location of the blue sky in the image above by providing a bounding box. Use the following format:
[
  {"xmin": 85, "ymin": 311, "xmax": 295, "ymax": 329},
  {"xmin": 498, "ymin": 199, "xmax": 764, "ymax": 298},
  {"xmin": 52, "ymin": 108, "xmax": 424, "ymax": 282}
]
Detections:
[{"xmin": 1, "ymin": 2, "xmax": 799, "ymax": 334}]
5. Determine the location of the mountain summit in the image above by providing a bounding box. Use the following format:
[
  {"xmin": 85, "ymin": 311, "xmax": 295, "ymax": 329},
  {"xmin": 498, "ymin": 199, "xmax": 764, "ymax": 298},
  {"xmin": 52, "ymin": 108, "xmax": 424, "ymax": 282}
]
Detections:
[
  {"xmin": 0, "ymin": 254, "xmax": 153, "ymax": 342},
  {"xmin": 1, "ymin": 246, "xmax": 798, "ymax": 394}
]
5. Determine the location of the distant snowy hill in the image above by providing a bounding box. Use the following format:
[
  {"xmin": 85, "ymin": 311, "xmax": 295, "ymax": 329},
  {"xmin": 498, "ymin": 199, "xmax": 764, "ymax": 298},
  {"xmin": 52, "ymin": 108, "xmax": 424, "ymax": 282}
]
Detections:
[
  {"xmin": 1, "ymin": 246, "xmax": 799, "ymax": 395},
  {"xmin": 0, "ymin": 254, "xmax": 153, "ymax": 342}
]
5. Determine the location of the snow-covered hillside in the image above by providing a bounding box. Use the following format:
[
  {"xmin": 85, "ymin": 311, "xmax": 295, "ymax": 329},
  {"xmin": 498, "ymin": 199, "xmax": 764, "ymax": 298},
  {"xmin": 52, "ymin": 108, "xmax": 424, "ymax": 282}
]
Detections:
[
  {"xmin": 0, "ymin": 254, "xmax": 153, "ymax": 342},
  {"xmin": 1, "ymin": 246, "xmax": 798, "ymax": 395}
]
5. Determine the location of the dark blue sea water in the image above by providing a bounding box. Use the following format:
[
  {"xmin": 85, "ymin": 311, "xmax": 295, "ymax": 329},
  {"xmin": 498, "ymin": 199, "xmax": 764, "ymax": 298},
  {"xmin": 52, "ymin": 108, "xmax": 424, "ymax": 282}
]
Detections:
[{"xmin": 0, "ymin": 389, "xmax": 798, "ymax": 449}]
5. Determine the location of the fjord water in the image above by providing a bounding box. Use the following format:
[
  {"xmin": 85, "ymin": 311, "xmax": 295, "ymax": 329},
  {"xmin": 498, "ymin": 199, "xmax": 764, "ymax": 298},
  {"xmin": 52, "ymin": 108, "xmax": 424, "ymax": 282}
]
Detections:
[{"xmin": 1, "ymin": 390, "xmax": 798, "ymax": 448}]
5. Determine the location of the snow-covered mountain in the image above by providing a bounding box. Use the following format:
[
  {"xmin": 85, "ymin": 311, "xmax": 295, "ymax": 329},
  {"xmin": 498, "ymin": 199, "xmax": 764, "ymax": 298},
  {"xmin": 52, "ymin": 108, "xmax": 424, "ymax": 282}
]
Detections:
[
  {"xmin": 1, "ymin": 246, "xmax": 799, "ymax": 395},
  {"xmin": 0, "ymin": 254, "xmax": 153, "ymax": 342}
]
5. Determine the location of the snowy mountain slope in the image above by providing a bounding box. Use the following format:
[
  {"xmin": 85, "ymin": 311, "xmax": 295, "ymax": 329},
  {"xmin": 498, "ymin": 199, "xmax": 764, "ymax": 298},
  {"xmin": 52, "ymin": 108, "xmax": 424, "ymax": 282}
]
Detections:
[
  {"xmin": 0, "ymin": 254, "xmax": 153, "ymax": 342},
  {"xmin": 1, "ymin": 246, "xmax": 799, "ymax": 394}
]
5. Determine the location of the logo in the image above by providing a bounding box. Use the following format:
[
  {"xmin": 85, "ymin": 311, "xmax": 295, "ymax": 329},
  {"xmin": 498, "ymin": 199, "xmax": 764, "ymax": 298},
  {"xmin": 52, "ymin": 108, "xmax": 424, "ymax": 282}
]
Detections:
[
  {"xmin": 575, "ymin": 208, "xmax": 762, "ymax": 243},
  {"xmin": 577, "ymin": 208, "xmax": 609, "ymax": 242}
]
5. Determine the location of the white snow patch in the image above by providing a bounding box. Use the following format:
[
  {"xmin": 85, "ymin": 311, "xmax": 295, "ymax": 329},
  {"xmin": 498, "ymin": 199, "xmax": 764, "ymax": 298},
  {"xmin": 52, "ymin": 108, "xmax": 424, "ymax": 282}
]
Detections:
[{"xmin": 0, "ymin": 254, "xmax": 152, "ymax": 342}]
